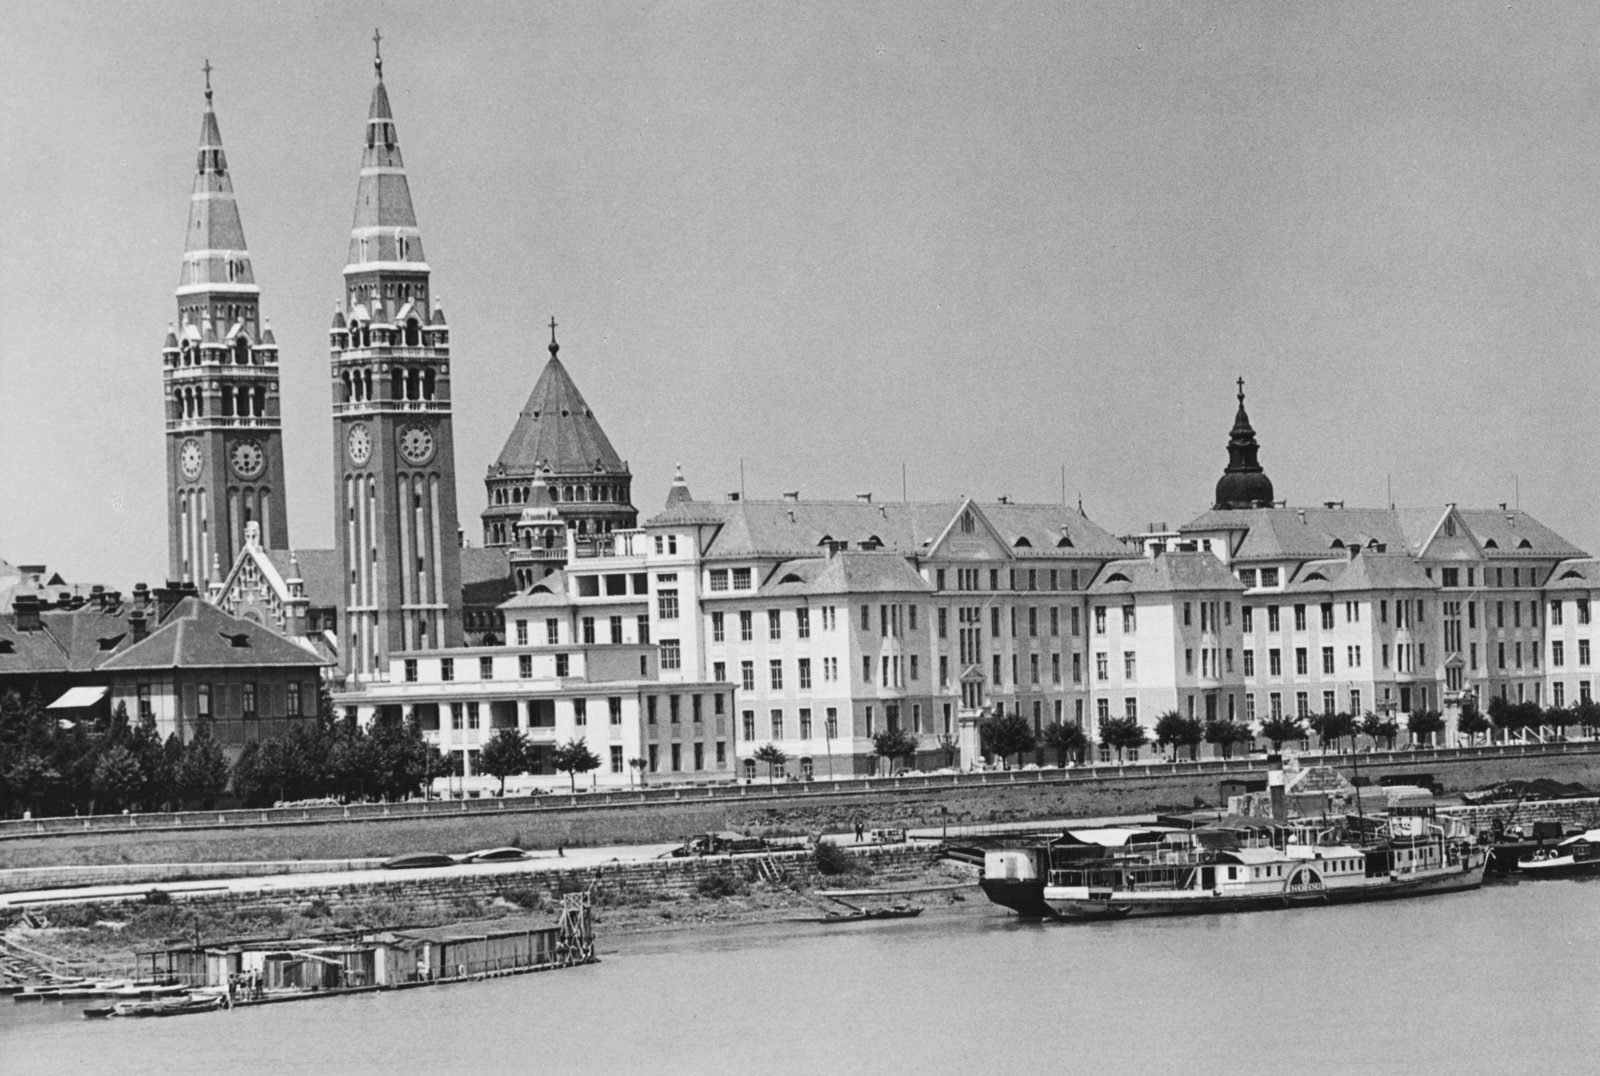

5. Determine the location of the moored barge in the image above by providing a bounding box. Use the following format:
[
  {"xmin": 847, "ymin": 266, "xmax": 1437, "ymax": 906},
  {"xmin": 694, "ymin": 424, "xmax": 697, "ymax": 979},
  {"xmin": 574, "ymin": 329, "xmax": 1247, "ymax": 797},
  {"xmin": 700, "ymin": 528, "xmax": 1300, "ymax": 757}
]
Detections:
[{"xmin": 981, "ymin": 807, "xmax": 1485, "ymax": 920}]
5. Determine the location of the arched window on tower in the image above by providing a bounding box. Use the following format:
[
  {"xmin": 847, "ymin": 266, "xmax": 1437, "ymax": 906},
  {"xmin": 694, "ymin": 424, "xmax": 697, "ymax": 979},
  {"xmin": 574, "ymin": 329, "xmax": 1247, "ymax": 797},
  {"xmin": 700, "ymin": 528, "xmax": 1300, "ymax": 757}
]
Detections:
[
  {"xmin": 407, "ymin": 368, "xmax": 420, "ymax": 401},
  {"xmin": 233, "ymin": 337, "xmax": 249, "ymax": 365},
  {"xmin": 422, "ymin": 368, "xmax": 436, "ymax": 400},
  {"xmin": 221, "ymin": 389, "xmax": 234, "ymax": 418},
  {"xmin": 340, "ymin": 371, "xmax": 352, "ymax": 403},
  {"xmin": 405, "ymin": 319, "xmax": 420, "ymax": 347},
  {"xmin": 392, "ymin": 368, "xmax": 404, "ymax": 402},
  {"xmin": 363, "ymin": 369, "xmax": 374, "ymax": 401},
  {"xmin": 253, "ymin": 386, "xmax": 266, "ymax": 418}
]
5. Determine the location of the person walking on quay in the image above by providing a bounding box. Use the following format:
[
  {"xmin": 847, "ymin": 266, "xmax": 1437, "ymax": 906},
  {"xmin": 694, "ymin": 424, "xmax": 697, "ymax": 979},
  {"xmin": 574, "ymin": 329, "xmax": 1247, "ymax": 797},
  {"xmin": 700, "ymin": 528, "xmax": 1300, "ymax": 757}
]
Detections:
[{"xmin": 854, "ymin": 818, "xmax": 866, "ymax": 844}]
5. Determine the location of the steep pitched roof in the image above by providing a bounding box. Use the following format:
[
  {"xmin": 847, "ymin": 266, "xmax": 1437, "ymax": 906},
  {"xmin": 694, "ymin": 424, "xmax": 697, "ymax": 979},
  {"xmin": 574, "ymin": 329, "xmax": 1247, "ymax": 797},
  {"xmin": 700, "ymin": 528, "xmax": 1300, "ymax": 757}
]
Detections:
[
  {"xmin": 648, "ymin": 499, "xmax": 1125, "ymax": 561},
  {"xmin": 1287, "ymin": 553, "xmax": 1438, "ymax": 593},
  {"xmin": 460, "ymin": 548, "xmax": 517, "ymax": 608},
  {"xmin": 1183, "ymin": 505, "xmax": 1586, "ymax": 562},
  {"xmin": 1548, "ymin": 558, "xmax": 1600, "ymax": 592},
  {"xmin": 491, "ymin": 353, "xmax": 627, "ymax": 478},
  {"xmin": 264, "ymin": 549, "xmax": 342, "ymax": 610},
  {"xmin": 98, "ymin": 598, "xmax": 327, "ymax": 672},
  {"xmin": 345, "ymin": 59, "xmax": 426, "ymax": 271},
  {"xmin": 1089, "ymin": 552, "xmax": 1245, "ymax": 595},
  {"xmin": 761, "ymin": 553, "xmax": 932, "ymax": 596}
]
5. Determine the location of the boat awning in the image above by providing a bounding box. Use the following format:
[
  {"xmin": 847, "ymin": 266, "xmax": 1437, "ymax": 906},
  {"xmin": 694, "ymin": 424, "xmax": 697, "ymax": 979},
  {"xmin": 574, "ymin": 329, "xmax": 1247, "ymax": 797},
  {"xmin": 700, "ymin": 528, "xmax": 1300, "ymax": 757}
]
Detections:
[{"xmin": 47, "ymin": 686, "xmax": 108, "ymax": 709}]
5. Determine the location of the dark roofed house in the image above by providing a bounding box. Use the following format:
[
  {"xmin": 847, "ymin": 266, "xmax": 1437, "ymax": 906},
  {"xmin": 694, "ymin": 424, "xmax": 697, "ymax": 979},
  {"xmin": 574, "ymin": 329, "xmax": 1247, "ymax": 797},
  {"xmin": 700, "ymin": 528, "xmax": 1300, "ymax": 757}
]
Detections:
[{"xmin": 0, "ymin": 583, "xmax": 326, "ymax": 756}]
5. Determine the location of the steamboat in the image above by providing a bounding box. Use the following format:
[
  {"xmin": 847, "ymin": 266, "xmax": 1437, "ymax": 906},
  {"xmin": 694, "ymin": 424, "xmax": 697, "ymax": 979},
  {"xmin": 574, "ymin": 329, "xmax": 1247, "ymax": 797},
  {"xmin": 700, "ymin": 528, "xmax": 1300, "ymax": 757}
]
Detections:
[{"xmin": 981, "ymin": 804, "xmax": 1485, "ymax": 920}]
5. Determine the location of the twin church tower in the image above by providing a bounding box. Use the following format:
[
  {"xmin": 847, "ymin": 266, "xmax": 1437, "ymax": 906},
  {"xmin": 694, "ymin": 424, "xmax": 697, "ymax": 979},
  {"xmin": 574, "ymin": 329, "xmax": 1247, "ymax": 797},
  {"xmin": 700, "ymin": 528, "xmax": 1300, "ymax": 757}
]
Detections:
[{"xmin": 163, "ymin": 44, "xmax": 635, "ymax": 678}]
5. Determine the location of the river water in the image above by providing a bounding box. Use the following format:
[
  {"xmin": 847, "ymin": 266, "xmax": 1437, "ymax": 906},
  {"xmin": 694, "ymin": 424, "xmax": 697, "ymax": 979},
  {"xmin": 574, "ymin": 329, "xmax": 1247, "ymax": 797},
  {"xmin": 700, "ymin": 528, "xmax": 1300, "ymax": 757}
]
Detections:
[{"xmin": 4, "ymin": 879, "xmax": 1598, "ymax": 1076}]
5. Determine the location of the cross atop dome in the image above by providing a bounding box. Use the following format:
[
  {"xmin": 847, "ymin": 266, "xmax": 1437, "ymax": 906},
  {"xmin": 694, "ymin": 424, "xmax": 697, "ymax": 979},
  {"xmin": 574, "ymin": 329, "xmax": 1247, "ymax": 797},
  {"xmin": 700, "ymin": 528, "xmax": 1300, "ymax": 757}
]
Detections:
[
  {"xmin": 373, "ymin": 28, "xmax": 383, "ymax": 78},
  {"xmin": 1212, "ymin": 378, "xmax": 1275, "ymax": 510}
]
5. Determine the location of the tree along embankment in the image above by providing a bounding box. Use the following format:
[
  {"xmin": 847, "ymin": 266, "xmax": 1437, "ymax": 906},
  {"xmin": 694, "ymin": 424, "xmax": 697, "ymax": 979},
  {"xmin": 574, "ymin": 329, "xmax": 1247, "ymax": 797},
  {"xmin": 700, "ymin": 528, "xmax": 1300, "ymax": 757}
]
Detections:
[{"xmin": 5, "ymin": 750, "xmax": 1598, "ymax": 873}]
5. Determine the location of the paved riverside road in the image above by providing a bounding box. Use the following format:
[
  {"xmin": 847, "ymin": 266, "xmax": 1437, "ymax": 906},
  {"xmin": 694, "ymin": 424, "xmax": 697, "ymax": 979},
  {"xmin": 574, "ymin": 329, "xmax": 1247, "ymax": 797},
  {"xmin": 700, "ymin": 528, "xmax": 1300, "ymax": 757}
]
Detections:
[
  {"xmin": 0, "ymin": 842, "xmax": 684, "ymax": 909},
  {"xmin": 0, "ymin": 812, "xmax": 1164, "ymax": 909}
]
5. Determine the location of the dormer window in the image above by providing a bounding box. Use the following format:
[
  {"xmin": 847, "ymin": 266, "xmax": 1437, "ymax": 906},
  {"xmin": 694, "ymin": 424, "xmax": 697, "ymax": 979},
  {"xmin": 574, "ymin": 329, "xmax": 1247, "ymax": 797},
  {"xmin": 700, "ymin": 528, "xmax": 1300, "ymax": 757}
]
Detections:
[
  {"xmin": 221, "ymin": 632, "xmax": 251, "ymax": 648},
  {"xmin": 97, "ymin": 634, "xmax": 125, "ymax": 651},
  {"xmin": 960, "ymin": 511, "xmax": 976, "ymax": 534}
]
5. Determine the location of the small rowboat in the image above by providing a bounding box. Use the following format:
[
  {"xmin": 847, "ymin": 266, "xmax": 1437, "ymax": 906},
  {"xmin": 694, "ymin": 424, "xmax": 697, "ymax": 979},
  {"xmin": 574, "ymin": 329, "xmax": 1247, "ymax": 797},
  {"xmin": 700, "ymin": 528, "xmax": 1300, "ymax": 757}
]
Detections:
[{"xmin": 97, "ymin": 993, "xmax": 225, "ymax": 1018}]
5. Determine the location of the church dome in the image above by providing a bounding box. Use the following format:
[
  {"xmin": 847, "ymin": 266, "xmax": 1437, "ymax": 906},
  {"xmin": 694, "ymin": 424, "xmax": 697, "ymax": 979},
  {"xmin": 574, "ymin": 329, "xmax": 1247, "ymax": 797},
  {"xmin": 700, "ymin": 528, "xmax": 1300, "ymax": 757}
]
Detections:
[{"xmin": 1213, "ymin": 380, "xmax": 1275, "ymax": 510}]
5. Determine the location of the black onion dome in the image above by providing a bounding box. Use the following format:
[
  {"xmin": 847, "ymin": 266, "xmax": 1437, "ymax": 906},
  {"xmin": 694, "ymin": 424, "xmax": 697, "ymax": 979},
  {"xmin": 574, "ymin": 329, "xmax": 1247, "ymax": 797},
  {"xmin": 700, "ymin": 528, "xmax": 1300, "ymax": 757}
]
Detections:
[{"xmin": 1213, "ymin": 381, "xmax": 1275, "ymax": 510}]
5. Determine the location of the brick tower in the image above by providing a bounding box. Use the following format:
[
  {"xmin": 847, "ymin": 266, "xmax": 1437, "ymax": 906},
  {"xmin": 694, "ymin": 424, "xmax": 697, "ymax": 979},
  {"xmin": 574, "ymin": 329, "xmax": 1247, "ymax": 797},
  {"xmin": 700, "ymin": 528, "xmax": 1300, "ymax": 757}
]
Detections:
[
  {"xmin": 164, "ymin": 64, "xmax": 290, "ymax": 585},
  {"xmin": 329, "ymin": 36, "xmax": 462, "ymax": 678}
]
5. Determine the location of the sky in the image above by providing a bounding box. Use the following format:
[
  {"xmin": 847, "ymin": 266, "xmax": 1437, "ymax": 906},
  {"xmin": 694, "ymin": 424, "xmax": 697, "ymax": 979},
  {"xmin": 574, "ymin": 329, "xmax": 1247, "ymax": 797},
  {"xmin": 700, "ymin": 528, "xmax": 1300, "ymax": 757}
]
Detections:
[{"xmin": 1, "ymin": 1, "xmax": 1596, "ymax": 589}]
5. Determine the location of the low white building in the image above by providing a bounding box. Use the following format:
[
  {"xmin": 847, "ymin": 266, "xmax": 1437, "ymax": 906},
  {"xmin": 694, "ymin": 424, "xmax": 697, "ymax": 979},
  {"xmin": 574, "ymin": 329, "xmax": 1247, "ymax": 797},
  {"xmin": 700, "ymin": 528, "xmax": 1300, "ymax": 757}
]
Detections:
[{"xmin": 333, "ymin": 637, "xmax": 735, "ymax": 794}]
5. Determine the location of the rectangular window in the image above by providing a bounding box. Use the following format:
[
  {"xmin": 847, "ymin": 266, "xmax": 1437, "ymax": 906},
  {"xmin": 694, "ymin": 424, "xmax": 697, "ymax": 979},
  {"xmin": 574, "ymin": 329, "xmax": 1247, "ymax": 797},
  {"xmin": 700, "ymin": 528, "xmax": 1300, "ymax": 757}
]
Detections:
[
  {"xmin": 1185, "ymin": 648, "xmax": 1193, "ymax": 674},
  {"xmin": 1243, "ymin": 650, "xmax": 1255, "ymax": 677},
  {"xmin": 1295, "ymin": 692, "xmax": 1309, "ymax": 719},
  {"xmin": 940, "ymin": 655, "xmax": 949, "ymax": 686},
  {"xmin": 610, "ymin": 746, "xmax": 624, "ymax": 774},
  {"xmin": 669, "ymin": 695, "xmax": 681, "ymax": 724},
  {"xmin": 450, "ymin": 703, "xmax": 463, "ymax": 730},
  {"xmin": 739, "ymin": 610, "xmax": 753, "ymax": 642},
  {"xmin": 1260, "ymin": 567, "xmax": 1279, "ymax": 587},
  {"xmin": 658, "ymin": 589, "xmax": 679, "ymax": 620},
  {"xmin": 1073, "ymin": 652, "xmax": 1082, "ymax": 683},
  {"xmin": 798, "ymin": 658, "xmax": 812, "ymax": 689},
  {"xmin": 768, "ymin": 609, "xmax": 782, "ymax": 641},
  {"xmin": 1095, "ymin": 652, "xmax": 1108, "ymax": 681},
  {"xmin": 1123, "ymin": 605, "xmax": 1136, "ymax": 633},
  {"xmin": 1321, "ymin": 647, "xmax": 1334, "ymax": 675},
  {"xmin": 515, "ymin": 620, "xmax": 528, "ymax": 646},
  {"xmin": 582, "ymin": 617, "xmax": 595, "ymax": 644},
  {"xmin": 799, "ymin": 708, "xmax": 813, "ymax": 739},
  {"xmin": 1242, "ymin": 606, "xmax": 1253, "ymax": 632},
  {"xmin": 441, "ymin": 657, "xmax": 454, "ymax": 682},
  {"xmin": 769, "ymin": 659, "xmax": 784, "ymax": 690},
  {"xmin": 771, "ymin": 709, "xmax": 784, "ymax": 739},
  {"xmin": 1267, "ymin": 606, "xmax": 1280, "ymax": 633},
  {"xmin": 1269, "ymin": 692, "xmax": 1283, "ymax": 720},
  {"xmin": 1095, "ymin": 607, "xmax": 1106, "ymax": 634},
  {"xmin": 284, "ymin": 682, "xmax": 301, "ymax": 717},
  {"xmin": 1125, "ymin": 652, "xmax": 1137, "ymax": 681},
  {"xmin": 938, "ymin": 607, "xmax": 949, "ymax": 639},
  {"xmin": 546, "ymin": 618, "xmax": 560, "ymax": 645},
  {"xmin": 1581, "ymin": 639, "xmax": 1591, "ymax": 666},
  {"xmin": 517, "ymin": 654, "xmax": 532, "ymax": 679},
  {"xmin": 671, "ymin": 743, "xmax": 682, "ymax": 772},
  {"xmin": 1320, "ymin": 603, "xmax": 1334, "ymax": 630},
  {"xmin": 741, "ymin": 661, "xmax": 755, "ymax": 691},
  {"xmin": 479, "ymin": 656, "xmax": 493, "ymax": 680},
  {"xmin": 1029, "ymin": 607, "xmax": 1039, "ymax": 637},
  {"xmin": 712, "ymin": 611, "xmax": 725, "ymax": 643},
  {"xmin": 660, "ymin": 639, "xmax": 681, "ymax": 670},
  {"xmin": 1239, "ymin": 568, "xmax": 1257, "ymax": 588},
  {"xmin": 709, "ymin": 568, "xmax": 729, "ymax": 591},
  {"xmin": 556, "ymin": 653, "xmax": 569, "ymax": 677},
  {"xmin": 610, "ymin": 615, "xmax": 624, "ymax": 644},
  {"xmin": 742, "ymin": 711, "xmax": 756, "ymax": 740},
  {"xmin": 637, "ymin": 615, "xmax": 650, "ymax": 645},
  {"xmin": 797, "ymin": 607, "xmax": 811, "ymax": 639},
  {"xmin": 572, "ymin": 699, "xmax": 586, "ymax": 726},
  {"xmin": 241, "ymin": 683, "xmax": 257, "ymax": 717},
  {"xmin": 404, "ymin": 659, "xmax": 418, "ymax": 683},
  {"xmin": 1269, "ymin": 649, "xmax": 1282, "ymax": 677},
  {"xmin": 863, "ymin": 655, "xmax": 872, "ymax": 683},
  {"xmin": 647, "ymin": 696, "xmax": 658, "ymax": 724},
  {"xmin": 910, "ymin": 655, "xmax": 920, "ymax": 681},
  {"xmin": 733, "ymin": 568, "xmax": 752, "ymax": 590},
  {"xmin": 1071, "ymin": 607, "xmax": 1081, "ymax": 636},
  {"xmin": 1553, "ymin": 641, "xmax": 1564, "ymax": 667},
  {"xmin": 716, "ymin": 741, "xmax": 727, "ymax": 766},
  {"xmin": 1579, "ymin": 599, "xmax": 1591, "ymax": 625},
  {"xmin": 1052, "ymin": 652, "xmax": 1061, "ymax": 684}
]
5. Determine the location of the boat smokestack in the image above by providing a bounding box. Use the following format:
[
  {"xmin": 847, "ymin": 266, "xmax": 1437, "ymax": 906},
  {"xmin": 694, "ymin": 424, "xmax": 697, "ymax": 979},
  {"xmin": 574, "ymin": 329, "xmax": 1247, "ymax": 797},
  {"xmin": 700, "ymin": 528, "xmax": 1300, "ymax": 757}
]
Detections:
[{"xmin": 1268, "ymin": 754, "xmax": 1287, "ymax": 822}]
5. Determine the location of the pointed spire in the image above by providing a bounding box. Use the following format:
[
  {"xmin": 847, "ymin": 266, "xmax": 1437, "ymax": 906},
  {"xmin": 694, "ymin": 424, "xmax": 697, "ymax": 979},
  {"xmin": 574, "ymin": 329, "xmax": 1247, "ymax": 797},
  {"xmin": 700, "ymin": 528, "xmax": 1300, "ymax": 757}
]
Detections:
[
  {"xmin": 179, "ymin": 62, "xmax": 256, "ymax": 295},
  {"xmin": 666, "ymin": 463, "xmax": 694, "ymax": 506},
  {"xmin": 346, "ymin": 32, "xmax": 426, "ymax": 273},
  {"xmin": 1213, "ymin": 377, "xmax": 1276, "ymax": 510}
]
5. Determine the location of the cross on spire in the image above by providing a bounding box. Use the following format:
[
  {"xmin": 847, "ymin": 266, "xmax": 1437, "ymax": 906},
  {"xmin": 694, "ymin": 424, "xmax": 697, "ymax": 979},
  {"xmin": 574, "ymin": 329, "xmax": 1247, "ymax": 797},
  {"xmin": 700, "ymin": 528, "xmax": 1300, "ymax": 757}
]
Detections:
[
  {"xmin": 548, "ymin": 316, "xmax": 560, "ymax": 357},
  {"xmin": 1236, "ymin": 376, "xmax": 1246, "ymax": 405},
  {"xmin": 202, "ymin": 59, "xmax": 213, "ymax": 103},
  {"xmin": 373, "ymin": 28, "xmax": 383, "ymax": 77}
]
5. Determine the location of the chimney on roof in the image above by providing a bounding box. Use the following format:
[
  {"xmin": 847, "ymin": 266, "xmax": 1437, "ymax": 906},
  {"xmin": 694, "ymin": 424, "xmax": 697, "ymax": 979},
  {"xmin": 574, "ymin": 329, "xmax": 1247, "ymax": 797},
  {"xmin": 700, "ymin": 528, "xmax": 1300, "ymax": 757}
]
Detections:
[
  {"xmin": 1347, "ymin": 544, "xmax": 1360, "ymax": 561},
  {"xmin": 1324, "ymin": 501, "xmax": 1344, "ymax": 510},
  {"xmin": 1296, "ymin": 509, "xmax": 1306, "ymax": 525},
  {"xmin": 726, "ymin": 492, "xmax": 740, "ymax": 503},
  {"xmin": 152, "ymin": 586, "xmax": 183, "ymax": 622},
  {"xmin": 129, "ymin": 608, "xmax": 149, "ymax": 643},
  {"xmin": 13, "ymin": 595, "xmax": 41, "ymax": 632},
  {"xmin": 103, "ymin": 590, "xmax": 122, "ymax": 613},
  {"xmin": 132, "ymin": 582, "xmax": 150, "ymax": 611},
  {"xmin": 856, "ymin": 492, "xmax": 872, "ymax": 504},
  {"xmin": 89, "ymin": 584, "xmax": 105, "ymax": 609},
  {"xmin": 782, "ymin": 491, "xmax": 799, "ymax": 503},
  {"xmin": 996, "ymin": 495, "xmax": 1011, "ymax": 505},
  {"xmin": 1499, "ymin": 503, "xmax": 1507, "ymax": 511}
]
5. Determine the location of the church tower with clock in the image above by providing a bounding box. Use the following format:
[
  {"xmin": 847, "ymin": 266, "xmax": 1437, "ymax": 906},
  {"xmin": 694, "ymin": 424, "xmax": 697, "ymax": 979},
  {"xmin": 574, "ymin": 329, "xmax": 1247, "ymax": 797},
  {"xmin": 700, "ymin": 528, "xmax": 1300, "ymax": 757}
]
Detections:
[
  {"xmin": 328, "ymin": 38, "xmax": 463, "ymax": 678},
  {"xmin": 164, "ymin": 67, "xmax": 291, "ymax": 586}
]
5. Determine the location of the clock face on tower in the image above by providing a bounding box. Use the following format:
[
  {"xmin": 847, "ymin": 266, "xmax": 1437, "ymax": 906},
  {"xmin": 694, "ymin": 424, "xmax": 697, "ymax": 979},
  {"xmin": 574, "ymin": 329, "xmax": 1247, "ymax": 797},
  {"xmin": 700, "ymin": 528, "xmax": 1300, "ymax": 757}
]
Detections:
[
  {"xmin": 399, "ymin": 424, "xmax": 435, "ymax": 465},
  {"xmin": 230, "ymin": 439, "xmax": 266, "ymax": 479},
  {"xmin": 179, "ymin": 438, "xmax": 203, "ymax": 481},
  {"xmin": 347, "ymin": 423, "xmax": 372, "ymax": 466}
]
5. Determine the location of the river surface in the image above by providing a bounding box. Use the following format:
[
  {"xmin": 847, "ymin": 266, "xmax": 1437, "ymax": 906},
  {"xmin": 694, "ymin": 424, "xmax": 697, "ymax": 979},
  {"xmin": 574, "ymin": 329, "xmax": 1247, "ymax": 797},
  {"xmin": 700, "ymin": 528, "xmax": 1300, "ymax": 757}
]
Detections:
[{"xmin": 4, "ymin": 879, "xmax": 1598, "ymax": 1076}]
